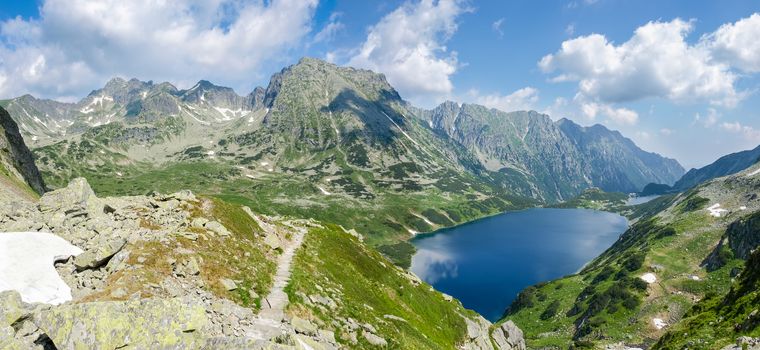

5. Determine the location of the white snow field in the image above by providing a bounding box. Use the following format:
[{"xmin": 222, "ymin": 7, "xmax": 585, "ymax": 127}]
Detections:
[{"xmin": 0, "ymin": 232, "xmax": 83, "ymax": 305}]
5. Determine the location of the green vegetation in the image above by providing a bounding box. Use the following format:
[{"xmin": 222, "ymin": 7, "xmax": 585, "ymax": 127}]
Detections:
[
  {"xmin": 287, "ymin": 223, "xmax": 473, "ymax": 349},
  {"xmin": 551, "ymin": 187, "xmax": 628, "ymax": 212},
  {"xmin": 82, "ymin": 197, "xmax": 277, "ymax": 311},
  {"xmin": 654, "ymin": 248, "xmax": 760, "ymax": 349},
  {"xmin": 507, "ymin": 195, "xmax": 745, "ymax": 348},
  {"xmin": 36, "ymin": 156, "xmax": 537, "ymax": 265}
]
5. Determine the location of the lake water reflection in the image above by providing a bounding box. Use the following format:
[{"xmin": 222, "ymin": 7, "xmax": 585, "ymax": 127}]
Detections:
[{"xmin": 410, "ymin": 208, "xmax": 628, "ymax": 321}]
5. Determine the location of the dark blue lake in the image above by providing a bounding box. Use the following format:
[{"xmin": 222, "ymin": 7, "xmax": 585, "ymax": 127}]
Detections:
[{"xmin": 410, "ymin": 208, "xmax": 628, "ymax": 321}]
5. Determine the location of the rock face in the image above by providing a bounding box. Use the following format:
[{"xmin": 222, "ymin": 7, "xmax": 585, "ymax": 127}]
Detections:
[
  {"xmin": 726, "ymin": 211, "xmax": 760, "ymax": 260},
  {"xmin": 0, "ymin": 106, "xmax": 46, "ymax": 195},
  {"xmin": 35, "ymin": 298, "xmax": 207, "ymax": 349},
  {"xmin": 421, "ymin": 102, "xmax": 683, "ymax": 200},
  {"xmin": 491, "ymin": 320, "xmax": 527, "ymax": 350}
]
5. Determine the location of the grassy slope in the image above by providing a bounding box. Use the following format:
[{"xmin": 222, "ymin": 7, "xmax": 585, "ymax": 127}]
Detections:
[
  {"xmin": 36, "ymin": 151, "xmax": 537, "ymax": 267},
  {"xmin": 287, "ymin": 222, "xmax": 476, "ymax": 349},
  {"xmin": 505, "ymin": 190, "xmax": 746, "ymax": 348},
  {"xmin": 654, "ymin": 248, "xmax": 760, "ymax": 349},
  {"xmin": 83, "ymin": 197, "xmax": 277, "ymax": 311}
]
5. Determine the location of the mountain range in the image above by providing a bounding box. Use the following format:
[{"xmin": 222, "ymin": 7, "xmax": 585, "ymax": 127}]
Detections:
[{"xmin": 1, "ymin": 57, "xmax": 760, "ymax": 349}]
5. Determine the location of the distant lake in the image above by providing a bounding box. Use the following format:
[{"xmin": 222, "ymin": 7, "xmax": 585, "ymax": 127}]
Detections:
[
  {"xmin": 626, "ymin": 195, "xmax": 661, "ymax": 206},
  {"xmin": 410, "ymin": 208, "xmax": 628, "ymax": 322}
]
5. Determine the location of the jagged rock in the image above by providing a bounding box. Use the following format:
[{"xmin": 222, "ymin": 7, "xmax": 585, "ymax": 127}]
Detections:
[
  {"xmin": 721, "ymin": 336, "xmax": 760, "ymax": 350},
  {"xmin": 34, "ymin": 298, "xmax": 207, "ymax": 349},
  {"xmin": 220, "ymin": 278, "xmax": 238, "ymax": 291},
  {"xmin": 461, "ymin": 316, "xmax": 495, "ymax": 350},
  {"xmin": 491, "ymin": 320, "xmax": 526, "ymax": 350},
  {"xmin": 0, "ymin": 291, "xmax": 25, "ymax": 326},
  {"xmin": 292, "ymin": 317, "xmax": 318, "ymax": 336},
  {"xmin": 362, "ymin": 330, "xmax": 387, "ymax": 346},
  {"xmin": 170, "ymin": 190, "xmax": 196, "ymax": 202},
  {"xmin": 318, "ymin": 329, "xmax": 336, "ymax": 344},
  {"xmin": 0, "ymin": 326, "xmax": 25, "ymax": 350},
  {"xmin": 192, "ymin": 217, "xmax": 209, "ymax": 229},
  {"xmin": 74, "ymin": 238, "xmax": 127, "ymax": 271},
  {"xmin": 264, "ymin": 233, "xmax": 282, "ymax": 250},
  {"xmin": 0, "ymin": 106, "xmax": 46, "ymax": 196},
  {"xmin": 38, "ymin": 178, "xmax": 94, "ymax": 213},
  {"xmin": 205, "ymin": 221, "xmax": 231, "ymax": 237}
]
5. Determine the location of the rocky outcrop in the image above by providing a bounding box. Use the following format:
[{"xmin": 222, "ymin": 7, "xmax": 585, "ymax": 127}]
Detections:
[
  {"xmin": 34, "ymin": 298, "xmax": 207, "ymax": 349},
  {"xmin": 491, "ymin": 320, "xmax": 527, "ymax": 350},
  {"xmin": 0, "ymin": 106, "xmax": 46, "ymax": 195},
  {"xmin": 727, "ymin": 211, "xmax": 760, "ymax": 260}
]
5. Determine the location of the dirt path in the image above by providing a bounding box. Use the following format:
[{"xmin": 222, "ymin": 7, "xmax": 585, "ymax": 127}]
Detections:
[{"xmin": 248, "ymin": 221, "xmax": 307, "ymax": 340}]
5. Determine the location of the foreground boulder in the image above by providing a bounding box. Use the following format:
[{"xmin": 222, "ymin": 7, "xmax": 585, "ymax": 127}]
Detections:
[{"xmin": 34, "ymin": 298, "xmax": 207, "ymax": 349}]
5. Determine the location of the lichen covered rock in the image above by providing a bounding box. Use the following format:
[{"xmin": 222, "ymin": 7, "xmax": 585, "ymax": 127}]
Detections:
[{"xmin": 34, "ymin": 298, "xmax": 207, "ymax": 349}]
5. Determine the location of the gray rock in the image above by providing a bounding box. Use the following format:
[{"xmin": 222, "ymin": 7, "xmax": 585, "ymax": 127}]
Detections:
[
  {"xmin": 33, "ymin": 298, "xmax": 207, "ymax": 349},
  {"xmin": 170, "ymin": 190, "xmax": 196, "ymax": 202},
  {"xmin": 191, "ymin": 218, "xmax": 209, "ymax": 229},
  {"xmin": 39, "ymin": 178, "xmax": 94, "ymax": 213},
  {"xmin": 264, "ymin": 233, "xmax": 282, "ymax": 250},
  {"xmin": 491, "ymin": 320, "xmax": 526, "ymax": 350},
  {"xmin": 362, "ymin": 330, "xmax": 387, "ymax": 346},
  {"xmin": 0, "ymin": 325, "xmax": 25, "ymax": 350},
  {"xmin": 0, "ymin": 290, "xmax": 25, "ymax": 326},
  {"xmin": 291, "ymin": 316, "xmax": 318, "ymax": 336},
  {"xmin": 74, "ymin": 238, "xmax": 127, "ymax": 271},
  {"xmin": 205, "ymin": 221, "xmax": 231, "ymax": 237},
  {"xmin": 220, "ymin": 278, "xmax": 238, "ymax": 291}
]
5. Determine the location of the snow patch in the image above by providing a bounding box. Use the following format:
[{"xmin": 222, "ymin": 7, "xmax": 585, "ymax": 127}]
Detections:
[
  {"xmin": 0, "ymin": 232, "xmax": 83, "ymax": 305},
  {"xmin": 748, "ymin": 168, "xmax": 760, "ymax": 177},
  {"xmin": 116, "ymin": 172, "xmax": 123, "ymax": 177},
  {"xmin": 652, "ymin": 318, "xmax": 668, "ymax": 330},
  {"xmin": 317, "ymin": 186, "xmax": 331, "ymax": 195},
  {"xmin": 707, "ymin": 203, "xmax": 728, "ymax": 217},
  {"xmin": 382, "ymin": 112, "xmax": 420, "ymax": 147},
  {"xmin": 206, "ymin": 151, "xmax": 215, "ymax": 156},
  {"xmin": 689, "ymin": 275, "xmax": 700, "ymax": 281},
  {"xmin": 640, "ymin": 273, "xmax": 657, "ymax": 284},
  {"xmin": 245, "ymin": 174, "xmax": 255, "ymax": 179},
  {"xmin": 740, "ymin": 206, "xmax": 747, "ymax": 211}
]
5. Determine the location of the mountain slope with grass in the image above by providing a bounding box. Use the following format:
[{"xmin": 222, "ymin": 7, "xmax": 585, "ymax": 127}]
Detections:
[
  {"xmin": 502, "ymin": 162, "xmax": 760, "ymax": 349},
  {"xmin": 415, "ymin": 103, "xmax": 683, "ymax": 201},
  {"xmin": 0, "ymin": 106, "xmax": 526, "ymax": 349},
  {"xmin": 5, "ymin": 58, "xmax": 681, "ymax": 267}
]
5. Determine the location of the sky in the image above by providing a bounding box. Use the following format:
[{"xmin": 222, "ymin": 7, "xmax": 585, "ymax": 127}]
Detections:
[{"xmin": 1, "ymin": 0, "xmax": 760, "ymax": 169}]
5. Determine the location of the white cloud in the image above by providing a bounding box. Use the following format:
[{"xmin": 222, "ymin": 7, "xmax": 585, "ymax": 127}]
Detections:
[
  {"xmin": 565, "ymin": 23, "xmax": 575, "ymax": 36},
  {"xmin": 0, "ymin": 0, "xmax": 319, "ymax": 99},
  {"xmin": 659, "ymin": 128, "xmax": 674, "ymax": 136},
  {"xmin": 492, "ymin": 18, "xmax": 505, "ymax": 38},
  {"xmin": 347, "ymin": 0, "xmax": 469, "ymax": 105},
  {"xmin": 636, "ymin": 131, "xmax": 650, "ymax": 140},
  {"xmin": 720, "ymin": 121, "xmax": 760, "ymax": 141},
  {"xmin": 580, "ymin": 100, "xmax": 639, "ymax": 125},
  {"xmin": 693, "ymin": 107, "xmax": 720, "ymax": 127},
  {"xmin": 707, "ymin": 13, "xmax": 760, "ymax": 73},
  {"xmin": 469, "ymin": 87, "xmax": 539, "ymax": 112},
  {"xmin": 539, "ymin": 18, "xmax": 740, "ymax": 107},
  {"xmin": 313, "ymin": 12, "xmax": 344, "ymax": 44}
]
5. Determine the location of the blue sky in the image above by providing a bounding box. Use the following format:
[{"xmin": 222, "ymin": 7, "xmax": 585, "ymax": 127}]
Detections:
[{"xmin": 1, "ymin": 0, "xmax": 759, "ymax": 168}]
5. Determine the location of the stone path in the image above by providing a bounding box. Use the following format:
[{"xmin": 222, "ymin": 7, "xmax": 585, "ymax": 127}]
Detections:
[{"xmin": 248, "ymin": 222, "xmax": 307, "ymax": 340}]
